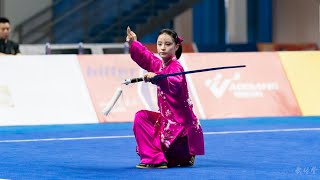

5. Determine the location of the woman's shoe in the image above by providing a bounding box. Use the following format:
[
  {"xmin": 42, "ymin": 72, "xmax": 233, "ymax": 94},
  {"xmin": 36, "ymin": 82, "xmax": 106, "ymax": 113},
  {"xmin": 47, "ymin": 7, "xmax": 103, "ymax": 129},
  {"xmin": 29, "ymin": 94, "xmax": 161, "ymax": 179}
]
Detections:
[
  {"xmin": 180, "ymin": 156, "xmax": 196, "ymax": 167},
  {"xmin": 136, "ymin": 162, "xmax": 168, "ymax": 169}
]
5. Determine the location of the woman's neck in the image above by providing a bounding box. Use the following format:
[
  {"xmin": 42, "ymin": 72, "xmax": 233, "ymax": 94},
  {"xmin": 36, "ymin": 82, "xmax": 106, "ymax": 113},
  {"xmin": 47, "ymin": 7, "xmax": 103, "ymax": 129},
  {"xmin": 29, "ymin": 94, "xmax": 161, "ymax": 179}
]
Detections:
[
  {"xmin": 163, "ymin": 59, "xmax": 172, "ymax": 67},
  {"xmin": 162, "ymin": 56, "xmax": 176, "ymax": 67}
]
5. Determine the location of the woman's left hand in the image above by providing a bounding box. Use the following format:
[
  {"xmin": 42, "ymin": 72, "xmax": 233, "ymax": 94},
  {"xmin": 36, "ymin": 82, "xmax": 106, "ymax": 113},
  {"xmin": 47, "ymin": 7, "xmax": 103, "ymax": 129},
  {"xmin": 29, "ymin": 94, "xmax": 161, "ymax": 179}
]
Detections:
[
  {"xmin": 143, "ymin": 72, "xmax": 157, "ymax": 82},
  {"xmin": 126, "ymin": 26, "xmax": 137, "ymax": 44}
]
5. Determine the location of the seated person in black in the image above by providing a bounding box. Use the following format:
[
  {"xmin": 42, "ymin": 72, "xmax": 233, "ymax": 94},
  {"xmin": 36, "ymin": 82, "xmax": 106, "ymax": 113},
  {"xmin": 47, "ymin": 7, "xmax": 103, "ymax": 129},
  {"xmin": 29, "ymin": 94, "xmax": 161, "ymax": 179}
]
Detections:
[{"xmin": 0, "ymin": 17, "xmax": 20, "ymax": 55}]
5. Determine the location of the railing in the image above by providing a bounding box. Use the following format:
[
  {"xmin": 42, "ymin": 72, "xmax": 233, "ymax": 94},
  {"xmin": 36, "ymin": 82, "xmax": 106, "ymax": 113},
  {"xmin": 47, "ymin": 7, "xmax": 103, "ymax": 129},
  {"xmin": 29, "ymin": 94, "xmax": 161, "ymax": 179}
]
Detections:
[
  {"xmin": 13, "ymin": 0, "xmax": 138, "ymax": 44},
  {"xmin": 13, "ymin": 0, "xmax": 64, "ymax": 43},
  {"xmin": 88, "ymin": 0, "xmax": 158, "ymax": 43},
  {"xmin": 88, "ymin": 0, "xmax": 201, "ymax": 43},
  {"xmin": 14, "ymin": 0, "xmax": 97, "ymax": 44},
  {"xmin": 13, "ymin": 0, "xmax": 201, "ymax": 44}
]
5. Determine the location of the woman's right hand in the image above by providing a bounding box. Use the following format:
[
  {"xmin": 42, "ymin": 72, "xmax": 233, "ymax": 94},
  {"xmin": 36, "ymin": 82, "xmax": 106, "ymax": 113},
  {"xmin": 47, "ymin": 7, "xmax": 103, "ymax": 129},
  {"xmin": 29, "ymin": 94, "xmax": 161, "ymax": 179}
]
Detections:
[
  {"xmin": 143, "ymin": 72, "xmax": 157, "ymax": 82},
  {"xmin": 126, "ymin": 26, "xmax": 137, "ymax": 44}
]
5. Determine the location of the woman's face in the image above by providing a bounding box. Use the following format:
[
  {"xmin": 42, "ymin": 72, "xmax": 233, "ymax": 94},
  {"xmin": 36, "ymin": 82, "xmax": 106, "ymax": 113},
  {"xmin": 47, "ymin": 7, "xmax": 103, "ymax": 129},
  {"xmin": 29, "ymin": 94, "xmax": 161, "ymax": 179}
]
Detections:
[{"xmin": 157, "ymin": 33, "xmax": 178, "ymax": 62}]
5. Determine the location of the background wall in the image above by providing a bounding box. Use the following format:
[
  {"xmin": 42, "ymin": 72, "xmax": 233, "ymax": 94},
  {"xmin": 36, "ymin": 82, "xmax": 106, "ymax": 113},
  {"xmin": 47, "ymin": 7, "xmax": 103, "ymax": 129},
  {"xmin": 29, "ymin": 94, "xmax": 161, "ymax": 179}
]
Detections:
[
  {"xmin": 226, "ymin": 0, "xmax": 247, "ymax": 43},
  {"xmin": 273, "ymin": 0, "xmax": 320, "ymax": 45},
  {"xmin": 2, "ymin": 0, "xmax": 51, "ymax": 25},
  {"xmin": 174, "ymin": 0, "xmax": 320, "ymax": 47},
  {"xmin": 174, "ymin": 9, "xmax": 193, "ymax": 43},
  {"xmin": 0, "ymin": 0, "xmax": 319, "ymax": 47},
  {"xmin": 0, "ymin": 0, "xmax": 4, "ymax": 16},
  {"xmin": 1, "ymin": 0, "xmax": 52, "ymax": 41}
]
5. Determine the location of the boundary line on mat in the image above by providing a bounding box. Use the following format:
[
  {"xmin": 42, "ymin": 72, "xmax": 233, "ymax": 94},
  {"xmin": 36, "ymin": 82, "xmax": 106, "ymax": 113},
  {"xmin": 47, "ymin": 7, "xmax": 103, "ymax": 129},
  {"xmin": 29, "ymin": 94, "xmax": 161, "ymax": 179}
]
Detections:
[{"xmin": 1, "ymin": 128, "xmax": 320, "ymax": 143}]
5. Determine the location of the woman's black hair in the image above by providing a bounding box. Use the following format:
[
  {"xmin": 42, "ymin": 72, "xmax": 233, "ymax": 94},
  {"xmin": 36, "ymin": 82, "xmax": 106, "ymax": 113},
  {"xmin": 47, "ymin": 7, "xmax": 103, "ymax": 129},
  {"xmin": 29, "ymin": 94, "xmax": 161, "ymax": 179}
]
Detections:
[{"xmin": 158, "ymin": 29, "xmax": 183, "ymax": 59}]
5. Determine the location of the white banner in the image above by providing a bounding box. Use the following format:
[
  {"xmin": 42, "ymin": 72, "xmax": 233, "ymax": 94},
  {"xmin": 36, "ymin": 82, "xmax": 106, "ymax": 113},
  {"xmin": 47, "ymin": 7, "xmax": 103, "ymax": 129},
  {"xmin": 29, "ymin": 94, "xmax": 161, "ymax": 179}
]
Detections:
[{"xmin": 0, "ymin": 55, "xmax": 98, "ymax": 126}]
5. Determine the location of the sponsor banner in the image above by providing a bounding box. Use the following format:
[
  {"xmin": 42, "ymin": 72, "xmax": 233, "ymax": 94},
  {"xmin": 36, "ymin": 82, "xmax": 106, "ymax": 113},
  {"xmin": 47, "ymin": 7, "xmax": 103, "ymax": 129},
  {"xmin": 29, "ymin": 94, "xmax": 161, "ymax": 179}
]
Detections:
[
  {"xmin": 182, "ymin": 52, "xmax": 301, "ymax": 118},
  {"xmin": 78, "ymin": 55, "xmax": 205, "ymax": 122},
  {"xmin": 78, "ymin": 55, "xmax": 149, "ymax": 122},
  {"xmin": 0, "ymin": 55, "xmax": 98, "ymax": 126},
  {"xmin": 279, "ymin": 51, "xmax": 320, "ymax": 115}
]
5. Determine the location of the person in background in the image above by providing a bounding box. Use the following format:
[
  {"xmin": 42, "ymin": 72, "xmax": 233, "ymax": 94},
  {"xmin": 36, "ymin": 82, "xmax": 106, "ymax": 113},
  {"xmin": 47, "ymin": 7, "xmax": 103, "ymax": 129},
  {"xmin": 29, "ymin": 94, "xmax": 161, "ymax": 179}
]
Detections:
[
  {"xmin": 0, "ymin": 17, "xmax": 20, "ymax": 55},
  {"xmin": 126, "ymin": 26, "xmax": 205, "ymax": 169}
]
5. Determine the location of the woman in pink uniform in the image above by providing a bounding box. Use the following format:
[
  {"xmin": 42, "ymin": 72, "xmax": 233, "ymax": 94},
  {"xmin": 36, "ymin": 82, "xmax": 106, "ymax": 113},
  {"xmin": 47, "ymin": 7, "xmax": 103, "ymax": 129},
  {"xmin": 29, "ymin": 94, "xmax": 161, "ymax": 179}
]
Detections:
[{"xmin": 126, "ymin": 26, "xmax": 204, "ymax": 168}]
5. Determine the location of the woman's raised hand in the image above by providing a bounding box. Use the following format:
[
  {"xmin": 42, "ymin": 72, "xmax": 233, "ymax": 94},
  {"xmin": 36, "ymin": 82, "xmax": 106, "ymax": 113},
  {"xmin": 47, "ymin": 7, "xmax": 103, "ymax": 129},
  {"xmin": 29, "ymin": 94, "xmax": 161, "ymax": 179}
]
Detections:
[{"xmin": 126, "ymin": 26, "xmax": 137, "ymax": 44}]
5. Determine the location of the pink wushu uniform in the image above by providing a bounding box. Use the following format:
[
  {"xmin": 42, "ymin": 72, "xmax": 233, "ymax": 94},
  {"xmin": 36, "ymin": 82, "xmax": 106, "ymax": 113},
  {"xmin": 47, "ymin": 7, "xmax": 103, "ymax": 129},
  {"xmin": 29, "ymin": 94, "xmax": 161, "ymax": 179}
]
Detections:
[{"xmin": 130, "ymin": 41, "xmax": 204, "ymax": 166}]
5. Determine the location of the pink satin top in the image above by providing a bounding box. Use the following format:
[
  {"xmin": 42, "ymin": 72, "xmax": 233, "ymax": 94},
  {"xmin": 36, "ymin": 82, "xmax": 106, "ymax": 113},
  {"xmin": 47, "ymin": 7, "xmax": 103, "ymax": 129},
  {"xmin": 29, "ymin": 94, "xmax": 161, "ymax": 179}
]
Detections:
[{"xmin": 130, "ymin": 40, "xmax": 204, "ymax": 155}]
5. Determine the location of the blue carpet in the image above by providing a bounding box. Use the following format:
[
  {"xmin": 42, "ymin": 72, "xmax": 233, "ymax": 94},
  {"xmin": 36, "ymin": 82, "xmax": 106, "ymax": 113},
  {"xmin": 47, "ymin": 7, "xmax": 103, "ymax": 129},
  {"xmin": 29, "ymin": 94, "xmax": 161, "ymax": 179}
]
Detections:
[{"xmin": 0, "ymin": 116, "xmax": 319, "ymax": 179}]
